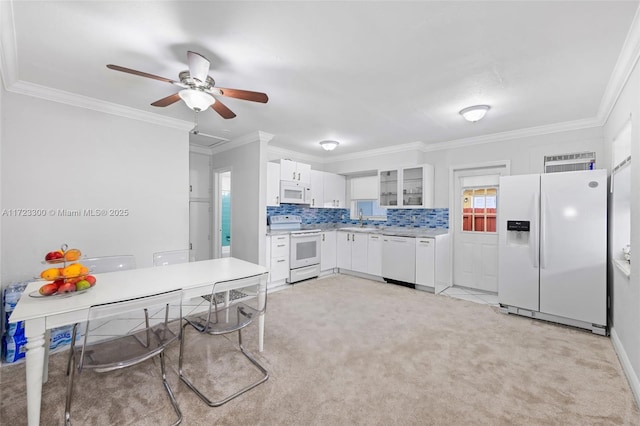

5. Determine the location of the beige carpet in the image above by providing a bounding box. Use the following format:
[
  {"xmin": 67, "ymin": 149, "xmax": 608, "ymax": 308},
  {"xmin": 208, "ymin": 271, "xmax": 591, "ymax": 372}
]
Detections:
[{"xmin": 1, "ymin": 274, "xmax": 638, "ymax": 425}]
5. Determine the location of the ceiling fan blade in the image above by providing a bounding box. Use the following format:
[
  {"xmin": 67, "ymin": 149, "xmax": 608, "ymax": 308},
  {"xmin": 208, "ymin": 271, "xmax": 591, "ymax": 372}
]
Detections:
[
  {"xmin": 211, "ymin": 99, "xmax": 237, "ymax": 119},
  {"xmin": 106, "ymin": 64, "xmax": 177, "ymax": 84},
  {"xmin": 150, "ymin": 93, "xmax": 181, "ymax": 107},
  {"xmin": 187, "ymin": 51, "xmax": 210, "ymax": 84},
  {"xmin": 217, "ymin": 87, "xmax": 269, "ymax": 103}
]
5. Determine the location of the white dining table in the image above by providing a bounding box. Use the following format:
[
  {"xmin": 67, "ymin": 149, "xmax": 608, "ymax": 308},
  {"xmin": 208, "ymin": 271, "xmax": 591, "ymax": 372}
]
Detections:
[{"xmin": 9, "ymin": 257, "xmax": 269, "ymax": 426}]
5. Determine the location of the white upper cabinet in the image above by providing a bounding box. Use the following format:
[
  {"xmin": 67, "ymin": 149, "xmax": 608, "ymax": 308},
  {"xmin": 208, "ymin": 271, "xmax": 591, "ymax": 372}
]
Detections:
[
  {"xmin": 308, "ymin": 170, "xmax": 346, "ymax": 209},
  {"xmin": 351, "ymin": 176, "xmax": 378, "ymax": 200},
  {"xmin": 267, "ymin": 162, "xmax": 281, "ymax": 206},
  {"xmin": 308, "ymin": 170, "xmax": 324, "ymax": 208},
  {"xmin": 379, "ymin": 164, "xmax": 434, "ymax": 208},
  {"xmin": 323, "ymin": 172, "xmax": 346, "ymax": 208},
  {"xmin": 280, "ymin": 159, "xmax": 311, "ymax": 184}
]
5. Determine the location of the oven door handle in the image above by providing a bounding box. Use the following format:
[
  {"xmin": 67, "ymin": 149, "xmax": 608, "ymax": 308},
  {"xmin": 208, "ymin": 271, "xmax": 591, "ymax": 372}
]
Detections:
[{"xmin": 290, "ymin": 233, "xmax": 321, "ymax": 238}]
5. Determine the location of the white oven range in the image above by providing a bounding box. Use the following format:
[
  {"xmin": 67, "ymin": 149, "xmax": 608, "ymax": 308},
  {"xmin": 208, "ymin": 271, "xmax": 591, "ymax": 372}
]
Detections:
[{"xmin": 269, "ymin": 215, "xmax": 321, "ymax": 283}]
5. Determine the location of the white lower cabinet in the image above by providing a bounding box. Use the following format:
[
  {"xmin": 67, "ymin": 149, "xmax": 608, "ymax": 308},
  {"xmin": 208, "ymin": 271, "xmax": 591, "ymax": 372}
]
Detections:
[
  {"xmin": 415, "ymin": 238, "xmax": 435, "ymax": 287},
  {"xmin": 268, "ymin": 234, "xmax": 290, "ymax": 286},
  {"xmin": 320, "ymin": 230, "xmax": 337, "ymax": 271},
  {"xmin": 367, "ymin": 234, "xmax": 382, "ymax": 276},
  {"xmin": 336, "ymin": 231, "xmax": 369, "ymax": 274}
]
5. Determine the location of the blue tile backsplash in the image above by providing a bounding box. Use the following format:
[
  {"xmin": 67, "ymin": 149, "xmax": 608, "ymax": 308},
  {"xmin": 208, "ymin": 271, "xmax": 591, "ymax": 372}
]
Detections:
[{"xmin": 267, "ymin": 204, "xmax": 448, "ymax": 229}]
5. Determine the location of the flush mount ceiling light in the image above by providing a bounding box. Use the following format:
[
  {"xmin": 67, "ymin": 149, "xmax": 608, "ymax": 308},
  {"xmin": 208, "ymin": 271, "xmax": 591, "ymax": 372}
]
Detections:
[
  {"xmin": 179, "ymin": 89, "xmax": 215, "ymax": 111},
  {"xmin": 459, "ymin": 105, "xmax": 490, "ymax": 122},
  {"xmin": 320, "ymin": 140, "xmax": 339, "ymax": 151}
]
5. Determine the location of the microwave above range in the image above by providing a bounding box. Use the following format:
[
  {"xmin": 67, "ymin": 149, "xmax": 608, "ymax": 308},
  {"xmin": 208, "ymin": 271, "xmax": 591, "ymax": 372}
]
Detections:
[{"xmin": 280, "ymin": 181, "xmax": 310, "ymax": 204}]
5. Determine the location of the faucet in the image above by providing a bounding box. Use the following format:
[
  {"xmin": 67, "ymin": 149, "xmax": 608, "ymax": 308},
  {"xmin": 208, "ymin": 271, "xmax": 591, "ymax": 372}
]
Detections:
[{"xmin": 358, "ymin": 208, "xmax": 364, "ymax": 227}]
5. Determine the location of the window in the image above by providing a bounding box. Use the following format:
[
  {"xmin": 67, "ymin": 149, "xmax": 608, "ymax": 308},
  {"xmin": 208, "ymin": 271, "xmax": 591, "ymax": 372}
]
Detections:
[
  {"xmin": 462, "ymin": 187, "xmax": 497, "ymax": 232},
  {"xmin": 351, "ymin": 200, "xmax": 387, "ymax": 220}
]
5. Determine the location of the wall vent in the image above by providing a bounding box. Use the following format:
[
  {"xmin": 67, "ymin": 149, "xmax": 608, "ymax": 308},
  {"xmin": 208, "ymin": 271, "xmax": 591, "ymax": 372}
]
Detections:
[{"xmin": 544, "ymin": 152, "xmax": 596, "ymax": 173}]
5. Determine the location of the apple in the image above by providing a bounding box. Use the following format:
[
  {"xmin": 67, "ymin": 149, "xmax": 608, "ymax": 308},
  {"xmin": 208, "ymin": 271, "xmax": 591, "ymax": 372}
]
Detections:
[
  {"xmin": 84, "ymin": 275, "xmax": 97, "ymax": 286},
  {"xmin": 76, "ymin": 280, "xmax": 91, "ymax": 291},
  {"xmin": 52, "ymin": 278, "xmax": 65, "ymax": 289},
  {"xmin": 57, "ymin": 282, "xmax": 76, "ymax": 293},
  {"xmin": 38, "ymin": 283, "xmax": 58, "ymax": 296},
  {"xmin": 45, "ymin": 251, "xmax": 64, "ymax": 262}
]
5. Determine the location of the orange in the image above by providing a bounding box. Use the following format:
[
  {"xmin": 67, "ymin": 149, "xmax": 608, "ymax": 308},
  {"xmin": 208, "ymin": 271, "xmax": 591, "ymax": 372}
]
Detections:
[
  {"xmin": 40, "ymin": 268, "xmax": 60, "ymax": 280},
  {"xmin": 64, "ymin": 249, "xmax": 82, "ymax": 261},
  {"xmin": 62, "ymin": 263, "xmax": 83, "ymax": 278}
]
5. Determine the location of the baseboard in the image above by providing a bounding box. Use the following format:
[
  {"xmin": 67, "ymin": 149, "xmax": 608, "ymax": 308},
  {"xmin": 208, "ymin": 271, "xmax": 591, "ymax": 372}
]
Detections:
[{"xmin": 610, "ymin": 327, "xmax": 640, "ymax": 409}]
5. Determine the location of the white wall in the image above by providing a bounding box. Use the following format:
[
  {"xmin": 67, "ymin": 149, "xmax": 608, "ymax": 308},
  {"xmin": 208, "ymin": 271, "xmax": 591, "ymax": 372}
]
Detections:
[
  {"xmin": 424, "ymin": 127, "xmax": 604, "ymax": 206},
  {"xmin": 322, "ymin": 127, "xmax": 603, "ymax": 208},
  {"xmin": 1, "ymin": 90, "xmax": 189, "ymax": 285},
  {"xmin": 211, "ymin": 132, "xmax": 269, "ymax": 265},
  {"xmin": 603, "ymin": 59, "xmax": 640, "ymax": 403}
]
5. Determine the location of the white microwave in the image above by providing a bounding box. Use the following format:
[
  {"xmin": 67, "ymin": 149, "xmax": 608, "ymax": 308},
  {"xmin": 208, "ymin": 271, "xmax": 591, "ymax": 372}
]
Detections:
[{"xmin": 280, "ymin": 181, "xmax": 308, "ymax": 204}]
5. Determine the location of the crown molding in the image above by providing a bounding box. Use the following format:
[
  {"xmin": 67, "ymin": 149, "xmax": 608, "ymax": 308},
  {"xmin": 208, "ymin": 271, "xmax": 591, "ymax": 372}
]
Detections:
[
  {"xmin": 421, "ymin": 117, "xmax": 602, "ymax": 153},
  {"xmin": 597, "ymin": 3, "xmax": 640, "ymax": 125},
  {"xmin": 0, "ymin": 0, "xmax": 18, "ymax": 89},
  {"xmin": 8, "ymin": 80, "xmax": 193, "ymax": 131},
  {"xmin": 267, "ymin": 145, "xmax": 324, "ymax": 164}
]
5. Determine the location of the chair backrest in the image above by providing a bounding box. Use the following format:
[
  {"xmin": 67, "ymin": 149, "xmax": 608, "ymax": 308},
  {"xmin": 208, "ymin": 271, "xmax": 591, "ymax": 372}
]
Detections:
[
  {"xmin": 153, "ymin": 249, "xmax": 191, "ymax": 266},
  {"xmin": 83, "ymin": 255, "xmax": 136, "ymax": 274},
  {"xmin": 206, "ymin": 273, "xmax": 269, "ymax": 314},
  {"xmin": 78, "ymin": 289, "xmax": 183, "ymax": 371}
]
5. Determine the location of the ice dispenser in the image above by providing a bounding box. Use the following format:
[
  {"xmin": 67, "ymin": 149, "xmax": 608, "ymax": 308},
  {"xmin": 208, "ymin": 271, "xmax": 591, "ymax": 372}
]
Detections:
[{"xmin": 506, "ymin": 220, "xmax": 530, "ymax": 246}]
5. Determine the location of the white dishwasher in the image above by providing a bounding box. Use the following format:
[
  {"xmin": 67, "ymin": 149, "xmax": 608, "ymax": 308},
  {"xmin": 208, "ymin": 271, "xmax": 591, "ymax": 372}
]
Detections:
[{"xmin": 382, "ymin": 235, "xmax": 416, "ymax": 285}]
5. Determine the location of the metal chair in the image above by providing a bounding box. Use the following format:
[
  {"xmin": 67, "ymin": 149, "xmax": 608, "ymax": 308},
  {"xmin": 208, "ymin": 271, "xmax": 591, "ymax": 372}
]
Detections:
[
  {"xmin": 82, "ymin": 255, "xmax": 136, "ymax": 273},
  {"xmin": 178, "ymin": 273, "xmax": 269, "ymax": 407},
  {"xmin": 65, "ymin": 289, "xmax": 183, "ymax": 425},
  {"xmin": 153, "ymin": 250, "xmax": 191, "ymax": 266}
]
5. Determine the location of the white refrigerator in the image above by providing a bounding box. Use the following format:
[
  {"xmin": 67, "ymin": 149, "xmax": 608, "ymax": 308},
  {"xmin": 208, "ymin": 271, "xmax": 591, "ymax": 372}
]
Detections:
[{"xmin": 498, "ymin": 169, "xmax": 607, "ymax": 333}]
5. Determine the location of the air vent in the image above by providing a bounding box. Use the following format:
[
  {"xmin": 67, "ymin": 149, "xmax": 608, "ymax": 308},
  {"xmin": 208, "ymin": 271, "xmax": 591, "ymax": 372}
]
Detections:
[{"xmin": 544, "ymin": 152, "xmax": 596, "ymax": 173}]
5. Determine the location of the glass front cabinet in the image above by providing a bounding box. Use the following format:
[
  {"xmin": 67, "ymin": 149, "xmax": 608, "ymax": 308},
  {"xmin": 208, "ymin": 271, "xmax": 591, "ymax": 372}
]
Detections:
[{"xmin": 378, "ymin": 164, "xmax": 434, "ymax": 208}]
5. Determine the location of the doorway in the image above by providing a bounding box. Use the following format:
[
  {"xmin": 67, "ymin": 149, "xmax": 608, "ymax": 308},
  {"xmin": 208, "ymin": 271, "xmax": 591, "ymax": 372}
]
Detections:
[
  {"xmin": 213, "ymin": 168, "xmax": 232, "ymax": 258},
  {"xmin": 450, "ymin": 162, "xmax": 509, "ymax": 293}
]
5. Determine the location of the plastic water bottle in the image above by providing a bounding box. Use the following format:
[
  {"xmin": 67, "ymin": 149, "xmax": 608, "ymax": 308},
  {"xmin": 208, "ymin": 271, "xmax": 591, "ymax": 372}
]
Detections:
[{"xmin": 3, "ymin": 282, "xmax": 27, "ymax": 336}]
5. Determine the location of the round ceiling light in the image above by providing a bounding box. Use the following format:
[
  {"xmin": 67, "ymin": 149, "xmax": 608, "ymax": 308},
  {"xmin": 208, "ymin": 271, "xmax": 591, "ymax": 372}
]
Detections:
[
  {"xmin": 320, "ymin": 140, "xmax": 339, "ymax": 151},
  {"xmin": 459, "ymin": 105, "xmax": 490, "ymax": 122},
  {"xmin": 179, "ymin": 89, "xmax": 215, "ymax": 111}
]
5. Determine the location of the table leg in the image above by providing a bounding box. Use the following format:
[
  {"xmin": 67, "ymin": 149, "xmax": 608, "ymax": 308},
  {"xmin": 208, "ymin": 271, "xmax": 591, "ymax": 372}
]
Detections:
[
  {"xmin": 43, "ymin": 329, "xmax": 51, "ymax": 383},
  {"xmin": 24, "ymin": 317, "xmax": 46, "ymax": 426}
]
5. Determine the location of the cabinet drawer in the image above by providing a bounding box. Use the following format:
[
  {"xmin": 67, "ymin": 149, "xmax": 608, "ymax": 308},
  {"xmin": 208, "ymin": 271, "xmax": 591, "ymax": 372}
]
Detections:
[
  {"xmin": 270, "ymin": 256, "xmax": 289, "ymax": 282},
  {"xmin": 270, "ymin": 235, "xmax": 290, "ymax": 257}
]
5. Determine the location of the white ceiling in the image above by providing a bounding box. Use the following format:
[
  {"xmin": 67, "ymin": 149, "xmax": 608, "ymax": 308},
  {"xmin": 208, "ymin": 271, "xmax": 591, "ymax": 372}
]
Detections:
[{"xmin": 2, "ymin": 1, "xmax": 638, "ymax": 156}]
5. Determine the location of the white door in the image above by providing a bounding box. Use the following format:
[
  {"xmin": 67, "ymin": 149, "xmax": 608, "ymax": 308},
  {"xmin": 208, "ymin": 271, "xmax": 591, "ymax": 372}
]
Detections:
[
  {"xmin": 189, "ymin": 201, "xmax": 211, "ymax": 261},
  {"xmin": 452, "ymin": 165, "xmax": 508, "ymax": 292}
]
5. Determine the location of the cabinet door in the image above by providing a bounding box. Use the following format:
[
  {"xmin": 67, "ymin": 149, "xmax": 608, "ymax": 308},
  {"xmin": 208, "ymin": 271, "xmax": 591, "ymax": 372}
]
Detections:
[
  {"xmin": 379, "ymin": 169, "xmax": 399, "ymax": 207},
  {"xmin": 309, "ymin": 170, "xmax": 324, "ymax": 208},
  {"xmin": 323, "ymin": 172, "xmax": 346, "ymax": 208},
  {"xmin": 351, "ymin": 232, "xmax": 369, "ymax": 273},
  {"xmin": 267, "ymin": 162, "xmax": 280, "ymax": 206},
  {"xmin": 415, "ymin": 238, "xmax": 435, "ymax": 286},
  {"xmin": 189, "ymin": 152, "xmax": 211, "ymax": 199},
  {"xmin": 280, "ymin": 159, "xmax": 298, "ymax": 181},
  {"xmin": 321, "ymin": 231, "xmax": 337, "ymax": 271},
  {"xmin": 297, "ymin": 162, "xmax": 311, "ymax": 184},
  {"xmin": 402, "ymin": 167, "xmax": 424, "ymax": 207},
  {"xmin": 367, "ymin": 234, "xmax": 382, "ymax": 276},
  {"xmin": 336, "ymin": 231, "xmax": 352, "ymax": 270}
]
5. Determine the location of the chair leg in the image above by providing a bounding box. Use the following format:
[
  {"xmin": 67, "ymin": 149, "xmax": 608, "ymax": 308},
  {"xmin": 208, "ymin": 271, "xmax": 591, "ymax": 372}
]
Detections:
[
  {"xmin": 160, "ymin": 351, "xmax": 182, "ymax": 426},
  {"xmin": 178, "ymin": 325, "xmax": 269, "ymax": 407},
  {"xmin": 64, "ymin": 350, "xmax": 76, "ymax": 426}
]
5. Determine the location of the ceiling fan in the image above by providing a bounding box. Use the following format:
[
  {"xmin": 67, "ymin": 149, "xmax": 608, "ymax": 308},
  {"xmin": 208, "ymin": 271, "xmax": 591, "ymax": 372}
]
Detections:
[{"xmin": 106, "ymin": 51, "xmax": 268, "ymax": 119}]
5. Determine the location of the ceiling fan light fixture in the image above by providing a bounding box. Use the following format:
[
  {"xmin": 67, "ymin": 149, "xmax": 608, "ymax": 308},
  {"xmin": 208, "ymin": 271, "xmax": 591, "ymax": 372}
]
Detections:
[
  {"xmin": 320, "ymin": 140, "xmax": 339, "ymax": 151},
  {"xmin": 179, "ymin": 89, "xmax": 215, "ymax": 111},
  {"xmin": 459, "ymin": 105, "xmax": 490, "ymax": 122}
]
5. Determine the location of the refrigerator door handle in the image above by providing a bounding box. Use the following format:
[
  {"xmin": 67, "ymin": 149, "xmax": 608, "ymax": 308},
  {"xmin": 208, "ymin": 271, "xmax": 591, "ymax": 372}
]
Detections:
[
  {"xmin": 540, "ymin": 193, "xmax": 547, "ymax": 269},
  {"xmin": 531, "ymin": 193, "xmax": 539, "ymax": 268}
]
